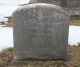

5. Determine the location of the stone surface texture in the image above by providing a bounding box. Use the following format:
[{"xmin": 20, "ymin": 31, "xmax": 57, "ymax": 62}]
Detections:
[{"xmin": 13, "ymin": 3, "xmax": 69, "ymax": 60}]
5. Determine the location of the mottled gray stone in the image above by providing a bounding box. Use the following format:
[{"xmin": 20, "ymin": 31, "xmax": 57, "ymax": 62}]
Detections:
[{"xmin": 13, "ymin": 3, "xmax": 69, "ymax": 60}]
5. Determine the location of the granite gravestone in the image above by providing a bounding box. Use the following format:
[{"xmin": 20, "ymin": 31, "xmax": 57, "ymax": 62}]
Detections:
[{"xmin": 13, "ymin": 3, "xmax": 69, "ymax": 60}]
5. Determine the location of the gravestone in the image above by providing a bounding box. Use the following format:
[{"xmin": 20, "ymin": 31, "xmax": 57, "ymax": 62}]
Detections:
[{"xmin": 13, "ymin": 3, "xmax": 69, "ymax": 60}]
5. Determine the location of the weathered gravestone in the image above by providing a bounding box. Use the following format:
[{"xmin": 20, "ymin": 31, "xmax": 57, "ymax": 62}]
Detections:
[{"xmin": 13, "ymin": 3, "xmax": 69, "ymax": 60}]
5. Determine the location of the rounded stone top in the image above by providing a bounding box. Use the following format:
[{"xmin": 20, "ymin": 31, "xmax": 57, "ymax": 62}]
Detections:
[{"xmin": 13, "ymin": 3, "xmax": 68, "ymax": 15}]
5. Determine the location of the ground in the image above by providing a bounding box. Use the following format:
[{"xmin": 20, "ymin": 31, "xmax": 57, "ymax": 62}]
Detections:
[
  {"xmin": 70, "ymin": 20, "xmax": 80, "ymax": 26},
  {"xmin": 0, "ymin": 43, "xmax": 80, "ymax": 67}
]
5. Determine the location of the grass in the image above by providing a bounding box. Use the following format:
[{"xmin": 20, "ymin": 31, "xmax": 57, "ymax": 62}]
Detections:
[
  {"xmin": 70, "ymin": 20, "xmax": 80, "ymax": 26},
  {"xmin": 0, "ymin": 44, "xmax": 80, "ymax": 67}
]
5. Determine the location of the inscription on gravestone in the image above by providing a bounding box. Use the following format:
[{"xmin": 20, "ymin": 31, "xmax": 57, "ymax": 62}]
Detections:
[{"xmin": 13, "ymin": 3, "xmax": 69, "ymax": 60}]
